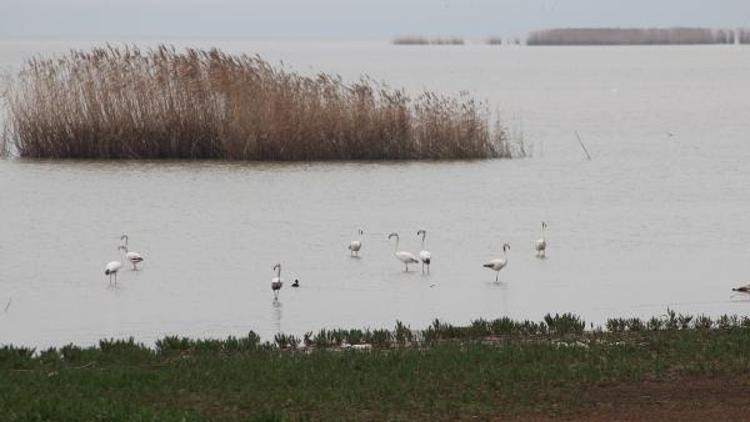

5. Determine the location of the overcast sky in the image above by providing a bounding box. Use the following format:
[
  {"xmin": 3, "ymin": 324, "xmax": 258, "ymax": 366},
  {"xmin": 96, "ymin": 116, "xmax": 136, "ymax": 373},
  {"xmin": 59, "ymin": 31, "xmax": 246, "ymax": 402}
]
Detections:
[{"xmin": 1, "ymin": 0, "xmax": 748, "ymax": 38}]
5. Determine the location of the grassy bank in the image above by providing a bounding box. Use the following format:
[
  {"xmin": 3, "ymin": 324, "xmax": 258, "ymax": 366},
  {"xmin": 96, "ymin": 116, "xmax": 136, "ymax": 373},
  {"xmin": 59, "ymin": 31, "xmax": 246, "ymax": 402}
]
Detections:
[
  {"xmin": 1, "ymin": 45, "xmax": 517, "ymax": 160},
  {"xmin": 3, "ymin": 311, "xmax": 750, "ymax": 420}
]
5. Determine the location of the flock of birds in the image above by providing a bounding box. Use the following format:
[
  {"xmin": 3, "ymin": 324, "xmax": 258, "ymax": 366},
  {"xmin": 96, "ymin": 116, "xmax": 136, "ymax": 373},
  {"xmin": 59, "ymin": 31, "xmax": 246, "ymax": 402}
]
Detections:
[
  {"xmin": 266, "ymin": 223, "xmax": 547, "ymax": 300},
  {"xmin": 104, "ymin": 224, "xmax": 551, "ymax": 298},
  {"xmin": 105, "ymin": 220, "xmax": 750, "ymax": 301}
]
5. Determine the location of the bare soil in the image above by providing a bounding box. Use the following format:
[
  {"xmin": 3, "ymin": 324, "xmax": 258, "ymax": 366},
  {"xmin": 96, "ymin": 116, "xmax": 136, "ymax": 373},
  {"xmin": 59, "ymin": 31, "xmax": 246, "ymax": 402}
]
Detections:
[{"xmin": 511, "ymin": 373, "xmax": 750, "ymax": 421}]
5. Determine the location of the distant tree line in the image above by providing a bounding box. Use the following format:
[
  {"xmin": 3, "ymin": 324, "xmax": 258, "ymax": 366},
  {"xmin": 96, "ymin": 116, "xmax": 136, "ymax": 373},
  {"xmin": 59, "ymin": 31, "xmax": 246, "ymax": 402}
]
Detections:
[
  {"xmin": 527, "ymin": 27, "xmax": 746, "ymax": 45},
  {"xmin": 393, "ymin": 36, "xmax": 464, "ymax": 45},
  {"xmin": 390, "ymin": 28, "xmax": 750, "ymax": 46}
]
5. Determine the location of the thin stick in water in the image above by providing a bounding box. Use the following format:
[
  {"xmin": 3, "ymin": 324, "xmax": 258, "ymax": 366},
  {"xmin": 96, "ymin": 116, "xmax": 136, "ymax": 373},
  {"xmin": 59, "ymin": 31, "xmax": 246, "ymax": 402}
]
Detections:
[{"xmin": 574, "ymin": 131, "xmax": 592, "ymax": 160}]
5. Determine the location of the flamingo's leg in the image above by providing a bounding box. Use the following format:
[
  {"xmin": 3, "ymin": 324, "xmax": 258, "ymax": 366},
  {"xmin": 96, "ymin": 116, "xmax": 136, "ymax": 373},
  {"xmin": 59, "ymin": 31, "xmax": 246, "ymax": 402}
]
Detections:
[{"xmin": 495, "ymin": 272, "xmax": 499, "ymax": 282}]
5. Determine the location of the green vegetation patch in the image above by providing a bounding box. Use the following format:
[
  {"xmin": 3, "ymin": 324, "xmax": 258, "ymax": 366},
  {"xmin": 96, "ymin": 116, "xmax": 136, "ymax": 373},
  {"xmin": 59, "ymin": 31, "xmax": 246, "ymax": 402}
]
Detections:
[{"xmin": 3, "ymin": 312, "xmax": 750, "ymax": 420}]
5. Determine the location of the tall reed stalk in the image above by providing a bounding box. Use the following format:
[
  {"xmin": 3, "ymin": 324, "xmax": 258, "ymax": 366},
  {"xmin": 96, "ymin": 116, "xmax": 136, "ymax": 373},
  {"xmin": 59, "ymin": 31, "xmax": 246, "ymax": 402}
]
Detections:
[{"xmin": 2, "ymin": 45, "xmax": 518, "ymax": 160}]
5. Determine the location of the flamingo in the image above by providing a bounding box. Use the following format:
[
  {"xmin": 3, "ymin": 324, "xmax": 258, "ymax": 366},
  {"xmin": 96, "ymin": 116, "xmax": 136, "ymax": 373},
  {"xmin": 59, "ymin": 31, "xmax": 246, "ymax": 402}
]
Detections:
[
  {"xmin": 483, "ymin": 243, "xmax": 511, "ymax": 282},
  {"xmin": 271, "ymin": 264, "xmax": 283, "ymax": 299},
  {"xmin": 387, "ymin": 232, "xmax": 419, "ymax": 272},
  {"xmin": 120, "ymin": 234, "xmax": 145, "ymax": 270},
  {"xmin": 416, "ymin": 229, "xmax": 432, "ymax": 274},
  {"xmin": 104, "ymin": 260, "xmax": 123, "ymax": 285},
  {"xmin": 535, "ymin": 222, "xmax": 548, "ymax": 258},
  {"xmin": 732, "ymin": 284, "xmax": 750, "ymax": 293},
  {"xmin": 348, "ymin": 227, "xmax": 364, "ymax": 256}
]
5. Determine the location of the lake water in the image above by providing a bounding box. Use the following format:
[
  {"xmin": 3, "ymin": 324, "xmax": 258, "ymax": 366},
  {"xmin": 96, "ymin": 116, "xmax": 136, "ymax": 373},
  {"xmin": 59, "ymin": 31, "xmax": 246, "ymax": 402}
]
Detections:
[{"xmin": 1, "ymin": 40, "xmax": 749, "ymax": 348}]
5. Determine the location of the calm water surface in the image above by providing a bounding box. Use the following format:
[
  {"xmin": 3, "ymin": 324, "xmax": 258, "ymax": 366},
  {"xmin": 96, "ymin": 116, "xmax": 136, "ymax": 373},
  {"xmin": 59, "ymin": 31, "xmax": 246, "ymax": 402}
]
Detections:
[{"xmin": 1, "ymin": 40, "xmax": 749, "ymax": 348}]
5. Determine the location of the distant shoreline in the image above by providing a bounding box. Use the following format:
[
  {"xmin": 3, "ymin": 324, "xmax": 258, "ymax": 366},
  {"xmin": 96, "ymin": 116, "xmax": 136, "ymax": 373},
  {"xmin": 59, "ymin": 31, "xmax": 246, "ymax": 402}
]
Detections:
[
  {"xmin": 393, "ymin": 27, "xmax": 750, "ymax": 46},
  {"xmin": 527, "ymin": 27, "xmax": 743, "ymax": 46}
]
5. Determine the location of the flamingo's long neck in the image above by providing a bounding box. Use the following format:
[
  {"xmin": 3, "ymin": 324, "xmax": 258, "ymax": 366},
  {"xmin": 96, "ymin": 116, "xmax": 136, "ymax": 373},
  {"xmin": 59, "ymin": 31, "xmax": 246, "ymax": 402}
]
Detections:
[
  {"xmin": 393, "ymin": 236, "xmax": 399, "ymax": 252},
  {"xmin": 276, "ymin": 265, "xmax": 281, "ymax": 278},
  {"xmin": 421, "ymin": 233, "xmax": 426, "ymax": 249}
]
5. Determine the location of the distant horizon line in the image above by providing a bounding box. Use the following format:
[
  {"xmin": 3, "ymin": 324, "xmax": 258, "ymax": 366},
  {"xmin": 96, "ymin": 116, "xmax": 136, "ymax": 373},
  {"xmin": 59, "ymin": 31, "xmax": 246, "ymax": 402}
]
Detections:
[{"xmin": 2, "ymin": 25, "xmax": 748, "ymax": 43}]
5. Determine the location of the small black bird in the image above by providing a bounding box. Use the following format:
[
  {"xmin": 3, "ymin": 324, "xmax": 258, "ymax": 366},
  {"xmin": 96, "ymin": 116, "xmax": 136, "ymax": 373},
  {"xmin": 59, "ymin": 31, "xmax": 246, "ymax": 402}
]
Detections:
[{"xmin": 292, "ymin": 279, "xmax": 300, "ymax": 288}]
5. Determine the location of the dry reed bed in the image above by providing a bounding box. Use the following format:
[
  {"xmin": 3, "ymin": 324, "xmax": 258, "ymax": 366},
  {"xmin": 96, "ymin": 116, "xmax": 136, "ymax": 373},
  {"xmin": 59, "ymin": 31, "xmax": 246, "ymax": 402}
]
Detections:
[
  {"xmin": 527, "ymin": 27, "xmax": 736, "ymax": 45},
  {"xmin": 2, "ymin": 45, "xmax": 517, "ymax": 160}
]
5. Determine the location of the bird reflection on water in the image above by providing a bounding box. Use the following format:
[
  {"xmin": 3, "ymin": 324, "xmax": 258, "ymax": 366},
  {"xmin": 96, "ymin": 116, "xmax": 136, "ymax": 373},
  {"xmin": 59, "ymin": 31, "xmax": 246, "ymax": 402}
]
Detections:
[{"xmin": 272, "ymin": 299, "xmax": 283, "ymax": 334}]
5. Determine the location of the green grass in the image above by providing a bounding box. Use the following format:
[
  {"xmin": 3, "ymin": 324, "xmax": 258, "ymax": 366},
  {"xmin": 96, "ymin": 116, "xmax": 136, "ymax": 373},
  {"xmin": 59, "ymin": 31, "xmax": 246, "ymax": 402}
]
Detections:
[{"xmin": 3, "ymin": 312, "xmax": 750, "ymax": 420}]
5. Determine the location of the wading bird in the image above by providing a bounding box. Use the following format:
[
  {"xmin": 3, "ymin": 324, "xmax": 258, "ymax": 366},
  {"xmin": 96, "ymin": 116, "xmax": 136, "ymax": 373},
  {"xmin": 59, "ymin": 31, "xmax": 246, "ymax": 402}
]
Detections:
[
  {"xmin": 484, "ymin": 243, "xmax": 511, "ymax": 282},
  {"xmin": 292, "ymin": 279, "xmax": 300, "ymax": 288},
  {"xmin": 535, "ymin": 222, "xmax": 548, "ymax": 258},
  {"xmin": 417, "ymin": 229, "xmax": 432, "ymax": 273},
  {"xmin": 348, "ymin": 227, "xmax": 364, "ymax": 256},
  {"xmin": 105, "ymin": 260, "xmax": 123, "ymax": 285},
  {"xmin": 271, "ymin": 264, "xmax": 283, "ymax": 299},
  {"xmin": 120, "ymin": 234, "xmax": 145, "ymax": 270},
  {"xmin": 732, "ymin": 284, "xmax": 750, "ymax": 293},
  {"xmin": 388, "ymin": 232, "xmax": 419, "ymax": 272}
]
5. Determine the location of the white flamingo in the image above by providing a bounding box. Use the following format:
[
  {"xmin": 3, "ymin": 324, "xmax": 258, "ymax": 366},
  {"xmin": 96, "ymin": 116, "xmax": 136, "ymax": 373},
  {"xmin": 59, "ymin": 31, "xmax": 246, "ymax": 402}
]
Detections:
[
  {"xmin": 348, "ymin": 227, "xmax": 364, "ymax": 256},
  {"xmin": 416, "ymin": 229, "xmax": 432, "ymax": 274},
  {"xmin": 104, "ymin": 260, "xmax": 123, "ymax": 285},
  {"xmin": 483, "ymin": 243, "xmax": 511, "ymax": 282},
  {"xmin": 535, "ymin": 221, "xmax": 548, "ymax": 258},
  {"xmin": 119, "ymin": 234, "xmax": 145, "ymax": 270},
  {"xmin": 271, "ymin": 264, "xmax": 283, "ymax": 300},
  {"xmin": 388, "ymin": 232, "xmax": 419, "ymax": 272}
]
